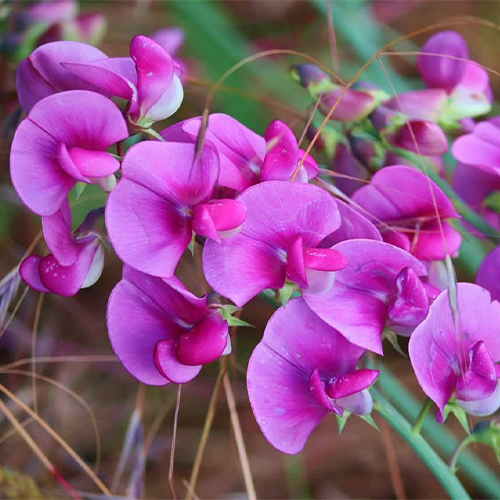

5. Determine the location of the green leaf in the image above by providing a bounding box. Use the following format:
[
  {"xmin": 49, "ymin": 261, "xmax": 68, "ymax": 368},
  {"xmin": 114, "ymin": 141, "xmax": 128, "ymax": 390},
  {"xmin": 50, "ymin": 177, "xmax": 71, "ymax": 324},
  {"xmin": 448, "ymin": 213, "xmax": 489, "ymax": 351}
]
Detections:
[
  {"xmin": 442, "ymin": 400, "xmax": 471, "ymax": 435},
  {"xmin": 336, "ymin": 411, "xmax": 351, "ymax": 434},
  {"xmin": 360, "ymin": 414, "xmax": 379, "ymax": 432},
  {"xmin": 278, "ymin": 283, "xmax": 296, "ymax": 306},
  {"xmin": 75, "ymin": 182, "xmax": 87, "ymax": 201},
  {"xmin": 382, "ymin": 329, "xmax": 407, "ymax": 357},
  {"xmin": 219, "ymin": 304, "xmax": 254, "ymax": 328}
]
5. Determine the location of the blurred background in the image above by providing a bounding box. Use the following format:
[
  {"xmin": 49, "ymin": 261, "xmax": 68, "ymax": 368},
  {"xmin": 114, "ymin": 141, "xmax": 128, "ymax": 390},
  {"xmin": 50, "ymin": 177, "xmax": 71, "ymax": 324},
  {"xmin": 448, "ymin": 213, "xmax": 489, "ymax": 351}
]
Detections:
[{"xmin": 1, "ymin": 1, "xmax": 500, "ymax": 498}]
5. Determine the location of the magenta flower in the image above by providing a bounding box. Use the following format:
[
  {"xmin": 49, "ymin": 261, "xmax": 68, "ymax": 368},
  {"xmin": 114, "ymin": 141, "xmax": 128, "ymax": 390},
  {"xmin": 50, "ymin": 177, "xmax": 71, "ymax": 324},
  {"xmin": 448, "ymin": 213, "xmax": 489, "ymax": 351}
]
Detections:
[
  {"xmin": 476, "ymin": 247, "xmax": 500, "ymax": 302},
  {"xmin": 388, "ymin": 31, "xmax": 491, "ymax": 128},
  {"xmin": 247, "ymin": 298, "xmax": 378, "ymax": 454},
  {"xmin": 10, "ymin": 90, "xmax": 128, "ymax": 216},
  {"xmin": 351, "ymin": 166, "xmax": 461, "ymax": 261},
  {"xmin": 452, "ymin": 162, "xmax": 500, "ymax": 238},
  {"xmin": 409, "ymin": 283, "xmax": 500, "ymax": 420},
  {"xmin": 161, "ymin": 115, "xmax": 317, "ymax": 193},
  {"xmin": 203, "ymin": 181, "xmax": 347, "ymax": 307},
  {"xmin": 106, "ymin": 140, "xmax": 246, "ymax": 278},
  {"xmin": 150, "ymin": 27, "xmax": 188, "ymax": 77},
  {"xmin": 304, "ymin": 239, "xmax": 431, "ymax": 354},
  {"xmin": 20, "ymin": 203, "xmax": 104, "ymax": 297},
  {"xmin": 107, "ymin": 266, "xmax": 229, "ymax": 385},
  {"xmin": 291, "ymin": 64, "xmax": 380, "ymax": 122},
  {"xmin": 452, "ymin": 118, "xmax": 500, "ymax": 176},
  {"xmin": 16, "ymin": 41, "xmax": 107, "ymax": 112},
  {"xmin": 64, "ymin": 35, "xmax": 183, "ymax": 128}
]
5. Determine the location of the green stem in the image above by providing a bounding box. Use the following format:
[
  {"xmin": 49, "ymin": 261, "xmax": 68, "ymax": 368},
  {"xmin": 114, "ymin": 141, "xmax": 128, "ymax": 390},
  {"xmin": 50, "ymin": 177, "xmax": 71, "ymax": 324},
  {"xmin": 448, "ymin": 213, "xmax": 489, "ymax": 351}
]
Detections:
[
  {"xmin": 412, "ymin": 398, "xmax": 433, "ymax": 435},
  {"xmin": 377, "ymin": 366, "xmax": 500, "ymax": 498},
  {"xmin": 450, "ymin": 437, "xmax": 473, "ymax": 473},
  {"xmin": 373, "ymin": 389, "xmax": 471, "ymax": 500}
]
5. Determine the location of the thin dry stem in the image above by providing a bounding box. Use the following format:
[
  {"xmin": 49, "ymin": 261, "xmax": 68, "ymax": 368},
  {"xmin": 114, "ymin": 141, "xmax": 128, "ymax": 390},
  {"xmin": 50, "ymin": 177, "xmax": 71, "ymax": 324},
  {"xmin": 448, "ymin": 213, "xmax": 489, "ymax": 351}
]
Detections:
[
  {"xmin": 379, "ymin": 418, "xmax": 406, "ymax": 500},
  {"xmin": 169, "ymin": 385, "xmax": 182, "ymax": 500},
  {"xmin": 31, "ymin": 292, "xmax": 44, "ymax": 414},
  {"xmin": 223, "ymin": 372, "xmax": 257, "ymax": 500},
  {"xmin": 0, "ymin": 397, "xmax": 81, "ymax": 500},
  {"xmin": 186, "ymin": 363, "xmax": 226, "ymax": 500},
  {"xmin": 0, "ymin": 381, "xmax": 111, "ymax": 496}
]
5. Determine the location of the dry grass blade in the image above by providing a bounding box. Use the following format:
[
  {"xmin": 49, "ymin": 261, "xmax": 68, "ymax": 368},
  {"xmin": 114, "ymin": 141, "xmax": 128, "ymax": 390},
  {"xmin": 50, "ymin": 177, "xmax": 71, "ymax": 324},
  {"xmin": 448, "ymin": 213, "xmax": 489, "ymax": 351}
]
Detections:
[
  {"xmin": 0, "ymin": 355, "xmax": 118, "ymax": 372},
  {"xmin": 379, "ymin": 418, "xmax": 406, "ymax": 500},
  {"xmin": 169, "ymin": 385, "xmax": 182, "ymax": 500},
  {"xmin": 186, "ymin": 364, "xmax": 226, "ymax": 500},
  {"xmin": 31, "ymin": 292, "xmax": 44, "ymax": 414},
  {"xmin": 223, "ymin": 372, "xmax": 257, "ymax": 500},
  {"xmin": 0, "ymin": 285, "xmax": 29, "ymax": 341},
  {"xmin": 0, "ymin": 381, "xmax": 111, "ymax": 496},
  {"xmin": 3, "ymin": 369, "xmax": 102, "ymax": 474},
  {"xmin": 0, "ymin": 396, "xmax": 81, "ymax": 500}
]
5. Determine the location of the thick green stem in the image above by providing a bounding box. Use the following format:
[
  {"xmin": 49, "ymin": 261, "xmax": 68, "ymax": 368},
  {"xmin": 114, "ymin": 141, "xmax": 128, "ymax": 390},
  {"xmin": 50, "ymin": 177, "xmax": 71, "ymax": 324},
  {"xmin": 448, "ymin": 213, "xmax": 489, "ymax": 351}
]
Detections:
[
  {"xmin": 373, "ymin": 389, "xmax": 471, "ymax": 500},
  {"xmin": 412, "ymin": 398, "xmax": 433, "ymax": 435}
]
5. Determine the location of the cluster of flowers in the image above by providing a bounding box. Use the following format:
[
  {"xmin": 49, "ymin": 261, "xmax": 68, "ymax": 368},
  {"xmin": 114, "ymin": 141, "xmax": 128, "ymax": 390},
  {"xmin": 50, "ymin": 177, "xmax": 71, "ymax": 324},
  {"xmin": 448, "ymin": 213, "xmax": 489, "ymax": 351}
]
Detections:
[{"xmin": 9, "ymin": 28, "xmax": 500, "ymax": 455}]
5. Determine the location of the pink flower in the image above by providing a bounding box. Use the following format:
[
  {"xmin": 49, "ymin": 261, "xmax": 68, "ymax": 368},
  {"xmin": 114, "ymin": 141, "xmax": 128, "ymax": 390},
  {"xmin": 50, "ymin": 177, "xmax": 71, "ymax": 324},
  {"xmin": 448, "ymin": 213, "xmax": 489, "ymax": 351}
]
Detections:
[
  {"xmin": 106, "ymin": 140, "xmax": 246, "ymax": 278},
  {"xmin": 409, "ymin": 283, "xmax": 500, "ymax": 420},
  {"xmin": 16, "ymin": 41, "xmax": 107, "ymax": 113},
  {"xmin": 203, "ymin": 181, "xmax": 347, "ymax": 307},
  {"xmin": 107, "ymin": 266, "xmax": 229, "ymax": 385},
  {"xmin": 351, "ymin": 166, "xmax": 461, "ymax": 261},
  {"xmin": 20, "ymin": 203, "xmax": 104, "ymax": 296},
  {"xmin": 161, "ymin": 115, "xmax": 317, "ymax": 194},
  {"xmin": 64, "ymin": 35, "xmax": 183, "ymax": 128},
  {"xmin": 476, "ymin": 247, "xmax": 500, "ymax": 302},
  {"xmin": 247, "ymin": 298, "xmax": 378, "ymax": 454},
  {"xmin": 10, "ymin": 90, "xmax": 128, "ymax": 216},
  {"xmin": 303, "ymin": 239, "xmax": 431, "ymax": 354}
]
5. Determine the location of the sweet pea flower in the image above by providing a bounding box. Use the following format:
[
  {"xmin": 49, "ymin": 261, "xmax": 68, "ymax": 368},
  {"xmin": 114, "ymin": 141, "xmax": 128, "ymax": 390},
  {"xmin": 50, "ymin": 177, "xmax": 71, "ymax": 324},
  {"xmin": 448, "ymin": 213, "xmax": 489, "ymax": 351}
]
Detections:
[
  {"xmin": 386, "ymin": 31, "xmax": 491, "ymax": 129},
  {"xmin": 409, "ymin": 283, "xmax": 500, "ymax": 420},
  {"xmin": 476, "ymin": 247, "xmax": 500, "ymax": 302},
  {"xmin": 64, "ymin": 35, "xmax": 183, "ymax": 128},
  {"xmin": 203, "ymin": 181, "xmax": 347, "ymax": 307},
  {"xmin": 351, "ymin": 166, "xmax": 461, "ymax": 261},
  {"xmin": 16, "ymin": 41, "xmax": 107, "ymax": 112},
  {"xmin": 290, "ymin": 64, "xmax": 384, "ymax": 122},
  {"xmin": 10, "ymin": 90, "xmax": 128, "ymax": 216},
  {"xmin": 304, "ymin": 239, "xmax": 432, "ymax": 354},
  {"xmin": 452, "ymin": 118, "xmax": 500, "ymax": 177},
  {"xmin": 106, "ymin": 140, "xmax": 246, "ymax": 278},
  {"xmin": 247, "ymin": 297, "xmax": 378, "ymax": 454},
  {"xmin": 150, "ymin": 27, "xmax": 189, "ymax": 77},
  {"xmin": 20, "ymin": 203, "xmax": 104, "ymax": 297},
  {"xmin": 107, "ymin": 266, "xmax": 229, "ymax": 385},
  {"xmin": 452, "ymin": 162, "xmax": 500, "ymax": 238},
  {"xmin": 161, "ymin": 115, "xmax": 317, "ymax": 194}
]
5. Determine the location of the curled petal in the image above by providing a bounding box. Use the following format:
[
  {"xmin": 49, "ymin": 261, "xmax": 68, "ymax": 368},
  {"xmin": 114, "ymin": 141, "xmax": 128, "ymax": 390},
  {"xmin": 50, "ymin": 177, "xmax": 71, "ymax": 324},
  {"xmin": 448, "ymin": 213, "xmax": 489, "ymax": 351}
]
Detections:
[
  {"xmin": 19, "ymin": 256, "xmax": 50, "ymax": 293},
  {"xmin": 192, "ymin": 199, "xmax": 246, "ymax": 241},
  {"xmin": 154, "ymin": 340, "xmax": 201, "ymax": 384},
  {"xmin": 326, "ymin": 369, "xmax": 378, "ymax": 399}
]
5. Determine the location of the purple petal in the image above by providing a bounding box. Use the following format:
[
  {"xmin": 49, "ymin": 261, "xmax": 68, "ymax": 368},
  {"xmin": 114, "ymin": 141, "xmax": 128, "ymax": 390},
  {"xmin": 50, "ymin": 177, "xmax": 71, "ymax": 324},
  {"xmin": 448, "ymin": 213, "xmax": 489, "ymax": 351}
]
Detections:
[
  {"xmin": 320, "ymin": 87, "xmax": 376, "ymax": 122},
  {"xmin": 108, "ymin": 278, "xmax": 180, "ymax": 385},
  {"xmin": 260, "ymin": 120, "xmax": 299, "ymax": 181},
  {"xmin": 161, "ymin": 114, "xmax": 265, "ymax": 192},
  {"xmin": 388, "ymin": 267, "xmax": 429, "ymax": 326},
  {"xmin": 38, "ymin": 240, "xmax": 99, "ymax": 296},
  {"xmin": 304, "ymin": 239, "xmax": 427, "ymax": 354},
  {"xmin": 385, "ymin": 89, "xmax": 448, "ymax": 121},
  {"xmin": 336, "ymin": 390, "xmax": 374, "ymax": 415},
  {"xmin": 320, "ymin": 199, "xmax": 382, "ymax": 247},
  {"xmin": 176, "ymin": 314, "xmax": 228, "ymax": 366},
  {"xmin": 19, "ymin": 256, "xmax": 50, "ymax": 293},
  {"xmin": 457, "ymin": 384, "xmax": 500, "ymax": 417},
  {"xmin": 41, "ymin": 200, "xmax": 80, "ymax": 266},
  {"xmin": 417, "ymin": 31, "xmax": 469, "ymax": 93},
  {"xmin": 409, "ymin": 283, "xmax": 500, "ymax": 415},
  {"xmin": 477, "ymin": 247, "xmax": 500, "ymax": 302},
  {"xmin": 16, "ymin": 41, "xmax": 107, "ymax": 112},
  {"xmin": 63, "ymin": 57, "xmax": 137, "ymax": 101},
  {"xmin": 154, "ymin": 340, "xmax": 201, "ymax": 384},
  {"xmin": 332, "ymin": 143, "xmax": 371, "ymax": 196},
  {"xmin": 203, "ymin": 235, "xmax": 285, "ymax": 307},
  {"xmin": 106, "ymin": 179, "xmax": 191, "ymax": 279},
  {"xmin": 247, "ymin": 298, "xmax": 365, "ymax": 454},
  {"xmin": 387, "ymin": 120, "xmax": 448, "ymax": 156},
  {"xmin": 10, "ymin": 90, "xmax": 128, "ymax": 216},
  {"xmin": 192, "ymin": 199, "xmax": 247, "ymax": 241},
  {"xmin": 326, "ymin": 369, "xmax": 378, "ymax": 399}
]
